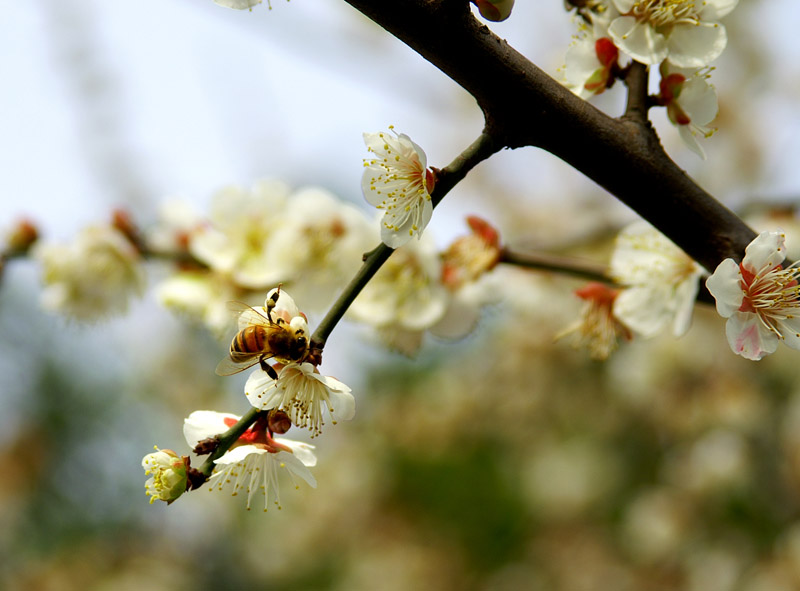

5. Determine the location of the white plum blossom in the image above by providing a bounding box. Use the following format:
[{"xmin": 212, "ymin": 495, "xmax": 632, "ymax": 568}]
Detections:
[
  {"xmin": 246, "ymin": 362, "xmax": 355, "ymax": 437},
  {"xmin": 265, "ymin": 187, "xmax": 374, "ymax": 311},
  {"xmin": 349, "ymin": 231, "xmax": 453, "ymax": 353},
  {"xmin": 362, "ymin": 127, "xmax": 436, "ymax": 248},
  {"xmin": 706, "ymin": 231, "xmax": 800, "ymax": 360},
  {"xmin": 156, "ymin": 270, "xmax": 245, "ymax": 336},
  {"xmin": 659, "ymin": 64, "xmax": 718, "ymax": 159},
  {"xmin": 142, "ymin": 447, "xmax": 188, "ymax": 505},
  {"xmin": 183, "ymin": 410, "xmax": 317, "ymax": 511},
  {"xmin": 610, "ymin": 221, "xmax": 704, "ymax": 338},
  {"xmin": 190, "ymin": 180, "xmax": 290, "ymax": 289},
  {"xmin": 562, "ymin": 7, "xmax": 620, "ymax": 99},
  {"xmin": 145, "ymin": 199, "xmax": 203, "ymax": 256},
  {"xmin": 607, "ymin": 0, "xmax": 738, "ymax": 68},
  {"xmin": 35, "ymin": 225, "xmax": 145, "ymax": 321},
  {"xmin": 564, "ymin": 35, "xmax": 620, "ymax": 99}
]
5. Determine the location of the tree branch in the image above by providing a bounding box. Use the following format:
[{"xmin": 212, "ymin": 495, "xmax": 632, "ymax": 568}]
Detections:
[{"xmin": 341, "ymin": 0, "xmax": 756, "ymax": 272}]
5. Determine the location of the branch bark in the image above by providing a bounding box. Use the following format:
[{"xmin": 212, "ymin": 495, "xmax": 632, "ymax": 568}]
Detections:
[{"xmin": 342, "ymin": 0, "xmax": 755, "ymax": 273}]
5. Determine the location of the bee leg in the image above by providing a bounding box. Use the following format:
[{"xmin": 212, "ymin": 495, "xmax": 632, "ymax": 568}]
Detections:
[
  {"xmin": 259, "ymin": 357, "xmax": 278, "ymax": 380},
  {"xmin": 266, "ymin": 288, "xmax": 280, "ymax": 322}
]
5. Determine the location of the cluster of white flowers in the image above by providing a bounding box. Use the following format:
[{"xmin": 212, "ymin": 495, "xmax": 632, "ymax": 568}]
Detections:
[
  {"xmin": 145, "ymin": 288, "xmax": 353, "ymax": 510},
  {"xmin": 35, "ymin": 224, "xmax": 145, "ymax": 321},
  {"xmin": 143, "ymin": 203, "xmax": 503, "ymax": 508},
  {"xmin": 562, "ymin": 0, "xmax": 737, "ymax": 157},
  {"xmin": 183, "ymin": 410, "xmax": 317, "ymax": 512},
  {"xmin": 561, "ymin": 222, "xmax": 800, "ymax": 364},
  {"xmin": 154, "ymin": 181, "xmax": 372, "ymax": 334},
  {"xmin": 561, "ymin": 221, "xmax": 704, "ymax": 360}
]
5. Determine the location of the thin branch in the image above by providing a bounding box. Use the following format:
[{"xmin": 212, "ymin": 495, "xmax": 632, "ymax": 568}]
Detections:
[
  {"xmin": 195, "ymin": 406, "xmax": 263, "ymax": 480},
  {"xmin": 500, "ymin": 248, "xmax": 609, "ymax": 283}
]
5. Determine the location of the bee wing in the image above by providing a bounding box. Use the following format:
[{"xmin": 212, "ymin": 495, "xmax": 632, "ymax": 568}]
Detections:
[
  {"xmin": 227, "ymin": 301, "xmax": 271, "ymax": 331},
  {"xmin": 215, "ymin": 352, "xmax": 261, "ymax": 376}
]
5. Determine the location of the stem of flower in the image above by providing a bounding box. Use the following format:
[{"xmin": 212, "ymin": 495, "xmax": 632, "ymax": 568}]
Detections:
[
  {"xmin": 195, "ymin": 406, "xmax": 262, "ymax": 480},
  {"xmin": 623, "ymin": 61, "xmax": 650, "ymax": 124},
  {"xmin": 500, "ymin": 248, "xmax": 610, "ymax": 283},
  {"xmin": 310, "ymin": 131, "xmax": 500, "ymax": 351}
]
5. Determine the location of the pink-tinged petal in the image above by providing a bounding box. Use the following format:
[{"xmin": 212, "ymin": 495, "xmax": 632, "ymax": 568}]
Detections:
[
  {"xmin": 184, "ymin": 410, "xmax": 239, "ymax": 447},
  {"xmin": 267, "ymin": 287, "xmax": 302, "ymax": 319},
  {"xmin": 725, "ymin": 312, "xmax": 779, "ymax": 360},
  {"xmin": 706, "ymin": 259, "xmax": 743, "ymax": 318},
  {"xmin": 666, "ymin": 22, "xmax": 727, "ymax": 68},
  {"xmin": 742, "ymin": 231, "xmax": 786, "ymax": 272},
  {"xmin": 701, "ymin": 0, "xmax": 739, "ymax": 20},
  {"xmin": 398, "ymin": 134, "xmax": 428, "ymax": 169},
  {"xmin": 608, "ymin": 17, "xmax": 668, "ymax": 65}
]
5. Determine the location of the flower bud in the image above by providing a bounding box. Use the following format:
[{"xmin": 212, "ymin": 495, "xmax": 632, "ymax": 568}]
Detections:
[
  {"xmin": 268, "ymin": 409, "xmax": 293, "ymax": 434},
  {"xmin": 142, "ymin": 447, "xmax": 189, "ymax": 505},
  {"xmin": 472, "ymin": 0, "xmax": 514, "ymax": 22},
  {"xmin": 7, "ymin": 219, "xmax": 39, "ymax": 255}
]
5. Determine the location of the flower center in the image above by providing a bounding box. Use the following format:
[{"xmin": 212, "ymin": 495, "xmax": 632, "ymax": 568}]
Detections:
[
  {"xmin": 739, "ymin": 262, "xmax": 800, "ymax": 335},
  {"xmin": 628, "ymin": 0, "xmax": 699, "ymax": 27}
]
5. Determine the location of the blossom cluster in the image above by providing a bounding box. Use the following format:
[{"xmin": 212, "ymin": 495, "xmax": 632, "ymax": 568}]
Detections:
[
  {"xmin": 560, "ymin": 220, "xmax": 703, "ymax": 360},
  {"xmin": 562, "ymin": 0, "xmax": 738, "ymax": 157},
  {"xmin": 136, "ymin": 172, "xmax": 501, "ymax": 509},
  {"xmin": 560, "ymin": 221, "xmax": 800, "ymax": 364}
]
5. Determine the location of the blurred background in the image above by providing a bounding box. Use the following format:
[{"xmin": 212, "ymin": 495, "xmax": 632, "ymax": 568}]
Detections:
[{"xmin": 3, "ymin": 0, "xmax": 800, "ymax": 589}]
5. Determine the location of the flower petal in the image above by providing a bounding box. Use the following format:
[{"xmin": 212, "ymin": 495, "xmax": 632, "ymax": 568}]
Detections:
[
  {"xmin": 666, "ymin": 21, "xmax": 727, "ymax": 68},
  {"xmin": 706, "ymin": 258, "xmax": 743, "ymax": 318},
  {"xmin": 608, "ymin": 16, "xmax": 668, "ymax": 65},
  {"xmin": 184, "ymin": 410, "xmax": 239, "ymax": 447},
  {"xmin": 671, "ymin": 276, "xmax": 701, "ymax": 337},
  {"xmin": 276, "ymin": 438, "xmax": 318, "ymax": 467},
  {"xmin": 613, "ymin": 285, "xmax": 674, "ymax": 338},
  {"xmin": 701, "ymin": 0, "xmax": 739, "ymax": 20},
  {"xmin": 742, "ymin": 231, "xmax": 786, "ymax": 272},
  {"xmin": 678, "ymin": 124, "xmax": 707, "ymax": 159},
  {"xmin": 725, "ymin": 311, "xmax": 779, "ymax": 360}
]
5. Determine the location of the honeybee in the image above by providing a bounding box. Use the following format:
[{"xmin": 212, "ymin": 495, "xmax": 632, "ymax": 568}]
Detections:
[{"xmin": 215, "ymin": 290, "xmax": 309, "ymax": 378}]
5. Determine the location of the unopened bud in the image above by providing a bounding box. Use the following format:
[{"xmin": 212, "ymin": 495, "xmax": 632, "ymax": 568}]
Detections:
[
  {"xmin": 7, "ymin": 219, "xmax": 39, "ymax": 254},
  {"xmin": 142, "ymin": 447, "xmax": 189, "ymax": 505},
  {"xmin": 472, "ymin": 0, "xmax": 514, "ymax": 22},
  {"xmin": 268, "ymin": 409, "xmax": 293, "ymax": 434}
]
